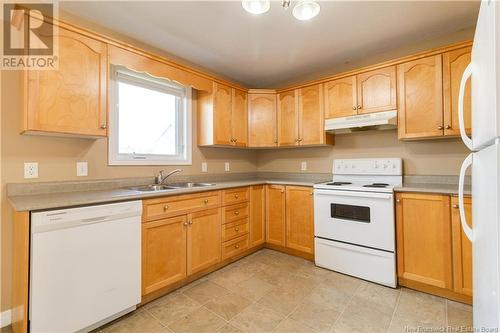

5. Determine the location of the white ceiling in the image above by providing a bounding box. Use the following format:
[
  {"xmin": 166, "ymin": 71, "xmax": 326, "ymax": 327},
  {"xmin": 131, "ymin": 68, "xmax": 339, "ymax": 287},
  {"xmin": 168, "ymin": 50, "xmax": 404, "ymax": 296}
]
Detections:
[{"xmin": 61, "ymin": 1, "xmax": 480, "ymax": 87}]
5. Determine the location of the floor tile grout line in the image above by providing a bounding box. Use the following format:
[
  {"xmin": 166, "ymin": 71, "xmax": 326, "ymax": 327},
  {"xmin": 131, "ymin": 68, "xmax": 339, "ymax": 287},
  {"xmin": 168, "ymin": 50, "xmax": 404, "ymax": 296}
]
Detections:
[
  {"xmin": 386, "ymin": 288, "xmax": 403, "ymax": 333},
  {"xmin": 330, "ymin": 280, "xmax": 364, "ymax": 332}
]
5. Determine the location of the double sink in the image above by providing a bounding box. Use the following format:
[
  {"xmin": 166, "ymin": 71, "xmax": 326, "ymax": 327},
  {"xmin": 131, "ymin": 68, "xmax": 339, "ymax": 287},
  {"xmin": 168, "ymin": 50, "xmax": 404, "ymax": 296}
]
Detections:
[{"xmin": 129, "ymin": 182, "xmax": 215, "ymax": 192}]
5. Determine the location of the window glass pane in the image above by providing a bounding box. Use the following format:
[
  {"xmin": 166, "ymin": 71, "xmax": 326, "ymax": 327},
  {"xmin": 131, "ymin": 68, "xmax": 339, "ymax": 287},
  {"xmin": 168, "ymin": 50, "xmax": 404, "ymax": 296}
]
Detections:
[{"xmin": 117, "ymin": 81, "xmax": 178, "ymax": 156}]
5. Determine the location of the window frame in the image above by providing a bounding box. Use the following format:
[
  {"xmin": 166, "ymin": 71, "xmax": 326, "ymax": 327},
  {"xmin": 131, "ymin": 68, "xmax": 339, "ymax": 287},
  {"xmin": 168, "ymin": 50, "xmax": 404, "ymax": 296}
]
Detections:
[{"xmin": 108, "ymin": 66, "xmax": 192, "ymax": 166}]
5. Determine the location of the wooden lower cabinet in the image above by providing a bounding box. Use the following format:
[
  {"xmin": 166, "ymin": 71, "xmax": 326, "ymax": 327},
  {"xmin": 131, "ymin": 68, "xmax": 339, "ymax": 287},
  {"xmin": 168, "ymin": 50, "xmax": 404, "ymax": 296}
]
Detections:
[
  {"xmin": 249, "ymin": 185, "xmax": 266, "ymax": 247},
  {"xmin": 142, "ymin": 216, "xmax": 188, "ymax": 295},
  {"xmin": 451, "ymin": 196, "xmax": 473, "ymax": 296},
  {"xmin": 396, "ymin": 192, "xmax": 472, "ymax": 303},
  {"xmin": 285, "ymin": 186, "xmax": 314, "ymax": 254},
  {"xmin": 266, "ymin": 185, "xmax": 286, "ymax": 246},
  {"xmin": 187, "ymin": 208, "xmax": 221, "ymax": 275}
]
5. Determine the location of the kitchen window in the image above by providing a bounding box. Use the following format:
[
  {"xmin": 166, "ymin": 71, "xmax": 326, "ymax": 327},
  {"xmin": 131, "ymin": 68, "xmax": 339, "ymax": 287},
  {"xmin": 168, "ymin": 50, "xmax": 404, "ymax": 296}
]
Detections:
[{"xmin": 109, "ymin": 66, "xmax": 192, "ymax": 165}]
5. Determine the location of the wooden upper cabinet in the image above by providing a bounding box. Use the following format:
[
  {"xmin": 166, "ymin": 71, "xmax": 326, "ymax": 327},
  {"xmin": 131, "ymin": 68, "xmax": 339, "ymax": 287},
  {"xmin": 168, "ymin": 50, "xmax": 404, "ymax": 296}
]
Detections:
[
  {"xmin": 285, "ymin": 186, "xmax": 314, "ymax": 254},
  {"xmin": 187, "ymin": 208, "xmax": 221, "ymax": 275},
  {"xmin": 451, "ymin": 196, "xmax": 473, "ymax": 296},
  {"xmin": 248, "ymin": 92, "xmax": 278, "ymax": 147},
  {"xmin": 443, "ymin": 47, "xmax": 472, "ymax": 137},
  {"xmin": 142, "ymin": 216, "xmax": 187, "ymax": 295},
  {"xmin": 249, "ymin": 185, "xmax": 266, "ymax": 247},
  {"xmin": 396, "ymin": 193, "xmax": 453, "ymax": 290},
  {"xmin": 265, "ymin": 185, "xmax": 286, "ymax": 246},
  {"xmin": 324, "ymin": 76, "xmax": 357, "ymax": 119},
  {"xmin": 214, "ymin": 83, "xmax": 233, "ymax": 145},
  {"xmin": 397, "ymin": 55, "xmax": 444, "ymax": 139},
  {"xmin": 24, "ymin": 24, "xmax": 107, "ymax": 137},
  {"xmin": 197, "ymin": 82, "xmax": 248, "ymax": 147},
  {"xmin": 278, "ymin": 90, "xmax": 299, "ymax": 146},
  {"xmin": 356, "ymin": 66, "xmax": 397, "ymax": 114},
  {"xmin": 299, "ymin": 84, "xmax": 332, "ymax": 146},
  {"xmin": 232, "ymin": 89, "xmax": 248, "ymax": 147}
]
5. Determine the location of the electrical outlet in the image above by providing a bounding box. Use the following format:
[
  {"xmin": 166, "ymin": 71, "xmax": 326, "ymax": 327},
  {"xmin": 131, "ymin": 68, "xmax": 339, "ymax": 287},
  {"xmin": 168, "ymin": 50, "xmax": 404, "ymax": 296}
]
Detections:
[
  {"xmin": 201, "ymin": 162, "xmax": 208, "ymax": 173},
  {"xmin": 24, "ymin": 162, "xmax": 38, "ymax": 179},
  {"xmin": 224, "ymin": 162, "xmax": 230, "ymax": 172},
  {"xmin": 76, "ymin": 162, "xmax": 88, "ymax": 177},
  {"xmin": 301, "ymin": 161, "xmax": 307, "ymax": 171}
]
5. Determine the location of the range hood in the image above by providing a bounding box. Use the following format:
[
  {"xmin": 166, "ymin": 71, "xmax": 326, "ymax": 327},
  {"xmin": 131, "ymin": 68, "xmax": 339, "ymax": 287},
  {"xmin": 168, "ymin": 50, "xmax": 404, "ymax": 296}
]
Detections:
[{"xmin": 325, "ymin": 110, "xmax": 397, "ymax": 134}]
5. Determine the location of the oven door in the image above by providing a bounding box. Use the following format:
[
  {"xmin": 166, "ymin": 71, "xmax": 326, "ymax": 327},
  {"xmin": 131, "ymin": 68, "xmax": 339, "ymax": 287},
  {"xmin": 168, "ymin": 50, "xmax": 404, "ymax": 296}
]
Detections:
[{"xmin": 314, "ymin": 189, "xmax": 395, "ymax": 252}]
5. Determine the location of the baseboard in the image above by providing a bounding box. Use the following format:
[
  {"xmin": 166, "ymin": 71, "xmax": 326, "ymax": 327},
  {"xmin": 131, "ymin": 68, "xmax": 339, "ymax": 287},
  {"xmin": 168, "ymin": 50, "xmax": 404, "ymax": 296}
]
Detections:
[{"xmin": 0, "ymin": 309, "xmax": 11, "ymax": 328}]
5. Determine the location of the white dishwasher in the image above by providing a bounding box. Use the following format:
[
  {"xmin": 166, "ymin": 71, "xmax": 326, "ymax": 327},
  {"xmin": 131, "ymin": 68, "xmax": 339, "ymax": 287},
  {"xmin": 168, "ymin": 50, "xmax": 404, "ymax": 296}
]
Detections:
[{"xmin": 30, "ymin": 201, "xmax": 142, "ymax": 333}]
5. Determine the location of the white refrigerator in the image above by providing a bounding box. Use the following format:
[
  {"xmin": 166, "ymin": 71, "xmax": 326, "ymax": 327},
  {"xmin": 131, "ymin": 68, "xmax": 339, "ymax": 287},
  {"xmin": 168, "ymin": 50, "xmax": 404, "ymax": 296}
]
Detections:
[{"xmin": 458, "ymin": 0, "xmax": 500, "ymax": 329}]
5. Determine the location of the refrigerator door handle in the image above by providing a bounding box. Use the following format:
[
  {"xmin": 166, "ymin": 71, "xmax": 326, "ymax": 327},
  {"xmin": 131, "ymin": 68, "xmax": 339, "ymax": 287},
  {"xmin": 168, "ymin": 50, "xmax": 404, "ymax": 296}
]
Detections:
[
  {"xmin": 458, "ymin": 62, "xmax": 473, "ymax": 150},
  {"xmin": 458, "ymin": 153, "xmax": 473, "ymax": 241}
]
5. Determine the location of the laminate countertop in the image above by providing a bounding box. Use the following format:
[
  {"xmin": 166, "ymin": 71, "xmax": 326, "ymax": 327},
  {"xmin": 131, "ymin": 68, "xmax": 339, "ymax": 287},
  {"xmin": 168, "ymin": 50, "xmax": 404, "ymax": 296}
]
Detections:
[
  {"xmin": 394, "ymin": 183, "xmax": 471, "ymax": 196},
  {"xmin": 8, "ymin": 178, "xmax": 318, "ymax": 212}
]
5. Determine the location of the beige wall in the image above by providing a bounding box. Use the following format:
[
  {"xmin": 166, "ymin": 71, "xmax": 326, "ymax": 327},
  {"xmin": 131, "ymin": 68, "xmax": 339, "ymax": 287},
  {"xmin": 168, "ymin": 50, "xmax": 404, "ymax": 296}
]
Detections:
[
  {"xmin": 0, "ymin": 14, "xmax": 475, "ymax": 313},
  {"xmin": 257, "ymin": 130, "xmax": 469, "ymax": 175}
]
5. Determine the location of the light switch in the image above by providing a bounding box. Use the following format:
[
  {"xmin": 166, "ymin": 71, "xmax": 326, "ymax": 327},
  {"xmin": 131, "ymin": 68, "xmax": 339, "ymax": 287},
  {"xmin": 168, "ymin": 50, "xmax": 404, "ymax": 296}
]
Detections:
[
  {"xmin": 201, "ymin": 162, "xmax": 208, "ymax": 173},
  {"xmin": 224, "ymin": 162, "xmax": 230, "ymax": 172},
  {"xmin": 301, "ymin": 161, "xmax": 307, "ymax": 171},
  {"xmin": 24, "ymin": 162, "xmax": 38, "ymax": 179},
  {"xmin": 76, "ymin": 162, "xmax": 88, "ymax": 177}
]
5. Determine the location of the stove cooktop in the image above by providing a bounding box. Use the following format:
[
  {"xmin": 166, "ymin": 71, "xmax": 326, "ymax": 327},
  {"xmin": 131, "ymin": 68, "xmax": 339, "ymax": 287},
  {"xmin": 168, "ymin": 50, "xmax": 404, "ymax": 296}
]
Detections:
[{"xmin": 314, "ymin": 181, "xmax": 397, "ymax": 193}]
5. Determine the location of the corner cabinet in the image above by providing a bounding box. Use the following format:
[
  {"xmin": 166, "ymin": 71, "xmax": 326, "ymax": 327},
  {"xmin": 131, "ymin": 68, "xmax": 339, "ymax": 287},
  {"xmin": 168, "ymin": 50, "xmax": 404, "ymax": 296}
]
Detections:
[
  {"xmin": 324, "ymin": 66, "xmax": 396, "ymax": 119},
  {"xmin": 197, "ymin": 82, "xmax": 248, "ymax": 147},
  {"xmin": 396, "ymin": 192, "xmax": 472, "ymax": 304},
  {"xmin": 248, "ymin": 90, "xmax": 278, "ymax": 147},
  {"xmin": 23, "ymin": 24, "xmax": 108, "ymax": 137},
  {"xmin": 249, "ymin": 185, "xmax": 266, "ymax": 247}
]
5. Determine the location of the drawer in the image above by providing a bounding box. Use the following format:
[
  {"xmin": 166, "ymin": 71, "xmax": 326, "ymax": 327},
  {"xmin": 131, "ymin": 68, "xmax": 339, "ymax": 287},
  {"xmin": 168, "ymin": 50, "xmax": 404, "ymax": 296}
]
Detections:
[
  {"xmin": 223, "ymin": 203, "xmax": 249, "ymax": 224},
  {"xmin": 222, "ymin": 218, "xmax": 249, "ymax": 242},
  {"xmin": 222, "ymin": 187, "xmax": 249, "ymax": 206},
  {"xmin": 143, "ymin": 191, "xmax": 221, "ymax": 222},
  {"xmin": 222, "ymin": 234, "xmax": 249, "ymax": 260}
]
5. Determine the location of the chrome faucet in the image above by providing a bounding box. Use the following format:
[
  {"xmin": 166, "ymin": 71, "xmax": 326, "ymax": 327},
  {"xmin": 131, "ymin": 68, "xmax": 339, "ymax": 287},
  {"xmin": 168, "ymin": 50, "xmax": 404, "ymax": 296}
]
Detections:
[{"xmin": 156, "ymin": 169, "xmax": 182, "ymax": 185}]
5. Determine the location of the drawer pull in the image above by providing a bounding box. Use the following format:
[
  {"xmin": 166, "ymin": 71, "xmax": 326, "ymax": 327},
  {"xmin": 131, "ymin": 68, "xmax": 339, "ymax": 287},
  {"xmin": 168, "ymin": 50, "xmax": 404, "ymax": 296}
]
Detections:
[
  {"xmin": 235, "ymin": 227, "xmax": 239, "ymax": 232},
  {"xmin": 183, "ymin": 222, "xmax": 188, "ymax": 226},
  {"xmin": 234, "ymin": 211, "xmax": 239, "ymax": 216},
  {"xmin": 188, "ymin": 220, "xmax": 193, "ymax": 225},
  {"xmin": 235, "ymin": 244, "xmax": 240, "ymax": 249},
  {"xmin": 204, "ymin": 199, "xmax": 209, "ymax": 205},
  {"xmin": 234, "ymin": 194, "xmax": 239, "ymax": 199},
  {"xmin": 453, "ymin": 204, "xmax": 459, "ymax": 209},
  {"xmin": 164, "ymin": 204, "xmax": 169, "ymax": 211}
]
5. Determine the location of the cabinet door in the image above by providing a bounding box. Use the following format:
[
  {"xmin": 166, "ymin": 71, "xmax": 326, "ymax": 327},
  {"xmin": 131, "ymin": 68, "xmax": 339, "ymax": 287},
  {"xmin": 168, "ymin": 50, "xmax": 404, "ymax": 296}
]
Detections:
[
  {"xmin": 397, "ymin": 55, "xmax": 444, "ymax": 139},
  {"xmin": 285, "ymin": 186, "xmax": 314, "ymax": 254},
  {"xmin": 324, "ymin": 76, "xmax": 357, "ymax": 119},
  {"xmin": 443, "ymin": 47, "xmax": 472, "ymax": 137},
  {"xmin": 396, "ymin": 193, "xmax": 453, "ymax": 289},
  {"xmin": 214, "ymin": 83, "xmax": 233, "ymax": 145},
  {"xmin": 187, "ymin": 208, "xmax": 221, "ymax": 275},
  {"xmin": 249, "ymin": 185, "xmax": 266, "ymax": 247},
  {"xmin": 248, "ymin": 93, "xmax": 278, "ymax": 147},
  {"xmin": 299, "ymin": 84, "xmax": 324, "ymax": 145},
  {"xmin": 232, "ymin": 88, "xmax": 248, "ymax": 147},
  {"xmin": 278, "ymin": 90, "xmax": 299, "ymax": 147},
  {"xmin": 265, "ymin": 185, "xmax": 286, "ymax": 246},
  {"xmin": 25, "ymin": 25, "xmax": 107, "ymax": 136},
  {"xmin": 142, "ymin": 216, "xmax": 187, "ymax": 295},
  {"xmin": 451, "ymin": 196, "xmax": 473, "ymax": 296},
  {"xmin": 356, "ymin": 66, "xmax": 397, "ymax": 114}
]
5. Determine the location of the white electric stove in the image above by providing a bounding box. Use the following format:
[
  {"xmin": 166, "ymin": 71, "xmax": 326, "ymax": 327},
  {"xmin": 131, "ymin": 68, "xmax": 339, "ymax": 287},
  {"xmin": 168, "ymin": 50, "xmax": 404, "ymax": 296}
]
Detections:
[{"xmin": 313, "ymin": 158, "xmax": 402, "ymax": 287}]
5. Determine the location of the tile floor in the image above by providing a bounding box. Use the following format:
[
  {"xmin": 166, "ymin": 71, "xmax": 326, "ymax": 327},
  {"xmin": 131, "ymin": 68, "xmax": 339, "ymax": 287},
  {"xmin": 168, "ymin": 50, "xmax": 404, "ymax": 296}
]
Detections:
[{"xmin": 96, "ymin": 249, "xmax": 473, "ymax": 333}]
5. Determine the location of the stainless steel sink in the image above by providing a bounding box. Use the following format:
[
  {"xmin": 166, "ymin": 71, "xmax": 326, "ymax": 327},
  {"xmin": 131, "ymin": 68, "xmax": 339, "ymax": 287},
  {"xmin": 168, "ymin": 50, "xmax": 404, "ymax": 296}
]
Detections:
[
  {"xmin": 128, "ymin": 184, "xmax": 179, "ymax": 192},
  {"xmin": 167, "ymin": 182, "xmax": 216, "ymax": 188}
]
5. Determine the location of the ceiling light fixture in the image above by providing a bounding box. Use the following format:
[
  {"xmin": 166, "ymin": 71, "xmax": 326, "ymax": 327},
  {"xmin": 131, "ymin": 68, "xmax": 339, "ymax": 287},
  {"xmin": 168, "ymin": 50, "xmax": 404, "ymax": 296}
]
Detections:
[
  {"xmin": 292, "ymin": 0, "xmax": 321, "ymax": 21},
  {"xmin": 241, "ymin": 0, "xmax": 270, "ymax": 15}
]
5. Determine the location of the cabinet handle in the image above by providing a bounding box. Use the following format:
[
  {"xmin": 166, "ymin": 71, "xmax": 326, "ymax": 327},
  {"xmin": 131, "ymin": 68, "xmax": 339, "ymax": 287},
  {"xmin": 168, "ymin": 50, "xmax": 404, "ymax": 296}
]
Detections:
[
  {"xmin": 280, "ymin": 189, "xmax": 284, "ymax": 193},
  {"xmin": 234, "ymin": 194, "xmax": 239, "ymax": 199},
  {"xmin": 235, "ymin": 227, "xmax": 239, "ymax": 232},
  {"xmin": 100, "ymin": 124, "xmax": 107, "ymax": 129},
  {"xmin": 234, "ymin": 211, "xmax": 240, "ymax": 215},
  {"xmin": 438, "ymin": 125, "xmax": 444, "ymax": 130},
  {"xmin": 445, "ymin": 125, "xmax": 451, "ymax": 130},
  {"xmin": 183, "ymin": 222, "xmax": 188, "ymax": 226},
  {"xmin": 352, "ymin": 106, "xmax": 357, "ymax": 110},
  {"xmin": 235, "ymin": 244, "xmax": 240, "ymax": 249},
  {"xmin": 234, "ymin": 138, "xmax": 238, "ymax": 142},
  {"xmin": 357, "ymin": 105, "xmax": 361, "ymax": 109},
  {"xmin": 396, "ymin": 199, "xmax": 401, "ymax": 203},
  {"xmin": 204, "ymin": 199, "xmax": 209, "ymax": 205},
  {"xmin": 298, "ymin": 138, "xmax": 303, "ymax": 142},
  {"xmin": 453, "ymin": 204, "xmax": 459, "ymax": 209},
  {"xmin": 164, "ymin": 204, "xmax": 169, "ymax": 211},
  {"xmin": 188, "ymin": 220, "xmax": 193, "ymax": 225}
]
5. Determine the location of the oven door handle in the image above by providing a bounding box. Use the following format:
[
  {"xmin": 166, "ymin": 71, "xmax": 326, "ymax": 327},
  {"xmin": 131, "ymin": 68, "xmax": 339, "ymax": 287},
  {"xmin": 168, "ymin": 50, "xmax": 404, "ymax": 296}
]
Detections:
[{"xmin": 314, "ymin": 189, "xmax": 393, "ymax": 200}]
